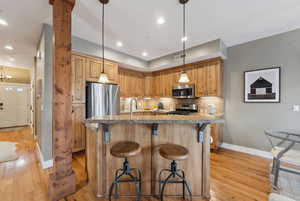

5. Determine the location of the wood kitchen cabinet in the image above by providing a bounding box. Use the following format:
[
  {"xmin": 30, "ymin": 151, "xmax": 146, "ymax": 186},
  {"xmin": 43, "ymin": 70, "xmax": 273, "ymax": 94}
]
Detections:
[
  {"xmin": 71, "ymin": 54, "xmax": 86, "ymax": 104},
  {"xmin": 72, "ymin": 104, "xmax": 86, "ymax": 152},
  {"xmin": 210, "ymin": 123, "xmax": 224, "ymax": 151},
  {"xmin": 118, "ymin": 68, "xmax": 145, "ymax": 97},
  {"xmin": 85, "ymin": 56, "xmax": 119, "ymax": 83},
  {"xmin": 144, "ymin": 73, "xmax": 153, "ymax": 97},
  {"xmin": 196, "ymin": 60, "xmax": 223, "ymax": 97}
]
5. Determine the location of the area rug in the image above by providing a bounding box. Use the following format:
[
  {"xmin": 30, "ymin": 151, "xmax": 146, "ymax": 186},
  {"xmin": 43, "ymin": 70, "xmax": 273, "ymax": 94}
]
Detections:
[
  {"xmin": 0, "ymin": 141, "xmax": 19, "ymax": 163},
  {"xmin": 270, "ymin": 167, "xmax": 300, "ymax": 201}
]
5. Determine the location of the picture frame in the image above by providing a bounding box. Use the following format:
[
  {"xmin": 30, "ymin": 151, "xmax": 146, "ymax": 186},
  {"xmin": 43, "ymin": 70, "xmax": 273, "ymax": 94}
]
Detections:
[{"xmin": 244, "ymin": 67, "xmax": 281, "ymax": 103}]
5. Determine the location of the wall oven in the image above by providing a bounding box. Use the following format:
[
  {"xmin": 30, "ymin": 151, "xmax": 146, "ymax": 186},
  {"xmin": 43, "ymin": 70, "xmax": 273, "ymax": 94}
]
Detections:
[{"xmin": 172, "ymin": 84, "xmax": 195, "ymax": 99}]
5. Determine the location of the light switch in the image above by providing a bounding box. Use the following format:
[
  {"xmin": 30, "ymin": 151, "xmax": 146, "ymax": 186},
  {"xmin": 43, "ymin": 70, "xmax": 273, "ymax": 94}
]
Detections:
[{"xmin": 293, "ymin": 105, "xmax": 300, "ymax": 112}]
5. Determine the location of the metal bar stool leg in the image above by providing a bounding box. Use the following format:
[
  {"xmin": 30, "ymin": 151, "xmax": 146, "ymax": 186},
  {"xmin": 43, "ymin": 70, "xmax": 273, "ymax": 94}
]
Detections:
[
  {"xmin": 160, "ymin": 172, "xmax": 174, "ymax": 201},
  {"xmin": 178, "ymin": 169, "xmax": 186, "ymax": 199},
  {"xmin": 176, "ymin": 172, "xmax": 192, "ymax": 201}
]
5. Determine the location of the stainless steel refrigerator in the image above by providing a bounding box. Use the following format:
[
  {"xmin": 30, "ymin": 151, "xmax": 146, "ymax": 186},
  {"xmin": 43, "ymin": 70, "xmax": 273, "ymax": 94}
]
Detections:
[{"xmin": 86, "ymin": 82, "xmax": 120, "ymax": 118}]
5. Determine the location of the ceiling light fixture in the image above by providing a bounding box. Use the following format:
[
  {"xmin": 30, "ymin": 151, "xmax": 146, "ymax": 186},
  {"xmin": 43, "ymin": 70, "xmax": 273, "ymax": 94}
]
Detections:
[
  {"xmin": 142, "ymin": 51, "xmax": 148, "ymax": 57},
  {"xmin": 4, "ymin": 45, "xmax": 13, "ymax": 50},
  {"xmin": 178, "ymin": 0, "xmax": 190, "ymax": 83},
  {"xmin": 116, "ymin": 41, "xmax": 123, "ymax": 47},
  {"xmin": 0, "ymin": 66, "xmax": 12, "ymax": 82},
  {"xmin": 0, "ymin": 18, "xmax": 8, "ymax": 26},
  {"xmin": 98, "ymin": 0, "xmax": 109, "ymax": 84},
  {"xmin": 157, "ymin": 17, "xmax": 166, "ymax": 25}
]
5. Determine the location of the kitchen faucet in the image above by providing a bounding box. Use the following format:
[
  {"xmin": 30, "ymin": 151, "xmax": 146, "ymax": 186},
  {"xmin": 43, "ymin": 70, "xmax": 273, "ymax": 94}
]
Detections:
[{"xmin": 130, "ymin": 98, "xmax": 138, "ymax": 116}]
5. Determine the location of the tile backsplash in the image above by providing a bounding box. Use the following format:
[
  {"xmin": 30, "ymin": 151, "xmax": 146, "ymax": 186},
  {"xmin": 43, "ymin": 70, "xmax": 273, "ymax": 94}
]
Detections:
[{"xmin": 120, "ymin": 96, "xmax": 224, "ymax": 114}]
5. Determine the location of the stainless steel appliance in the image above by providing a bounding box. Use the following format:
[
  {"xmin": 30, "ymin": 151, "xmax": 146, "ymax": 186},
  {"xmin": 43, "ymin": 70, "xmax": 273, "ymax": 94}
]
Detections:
[
  {"xmin": 86, "ymin": 82, "xmax": 120, "ymax": 118},
  {"xmin": 167, "ymin": 104, "xmax": 198, "ymax": 115},
  {"xmin": 172, "ymin": 84, "xmax": 196, "ymax": 99}
]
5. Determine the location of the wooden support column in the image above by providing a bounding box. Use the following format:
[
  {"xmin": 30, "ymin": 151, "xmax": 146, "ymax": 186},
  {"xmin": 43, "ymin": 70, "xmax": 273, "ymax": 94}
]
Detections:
[{"xmin": 48, "ymin": 0, "xmax": 76, "ymax": 200}]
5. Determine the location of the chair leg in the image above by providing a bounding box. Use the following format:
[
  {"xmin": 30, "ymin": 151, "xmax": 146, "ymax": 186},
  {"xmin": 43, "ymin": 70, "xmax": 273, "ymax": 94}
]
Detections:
[
  {"xmin": 158, "ymin": 169, "xmax": 171, "ymax": 196},
  {"xmin": 160, "ymin": 172, "xmax": 174, "ymax": 201},
  {"xmin": 273, "ymin": 159, "xmax": 280, "ymax": 188},
  {"xmin": 176, "ymin": 172, "xmax": 192, "ymax": 201},
  {"xmin": 178, "ymin": 169, "xmax": 186, "ymax": 199}
]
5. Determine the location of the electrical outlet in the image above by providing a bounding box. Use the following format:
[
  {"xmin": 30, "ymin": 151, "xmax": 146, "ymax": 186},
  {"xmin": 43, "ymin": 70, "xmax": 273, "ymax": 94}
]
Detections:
[{"xmin": 293, "ymin": 105, "xmax": 300, "ymax": 112}]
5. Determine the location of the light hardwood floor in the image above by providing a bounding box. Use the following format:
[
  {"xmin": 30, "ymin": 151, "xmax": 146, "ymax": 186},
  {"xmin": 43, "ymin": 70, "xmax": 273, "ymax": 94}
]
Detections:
[{"xmin": 0, "ymin": 127, "xmax": 271, "ymax": 201}]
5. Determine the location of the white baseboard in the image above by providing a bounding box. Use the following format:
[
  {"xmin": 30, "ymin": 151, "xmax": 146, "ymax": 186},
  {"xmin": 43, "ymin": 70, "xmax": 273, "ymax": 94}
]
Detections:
[
  {"xmin": 36, "ymin": 143, "xmax": 53, "ymax": 169},
  {"xmin": 220, "ymin": 143, "xmax": 300, "ymax": 167}
]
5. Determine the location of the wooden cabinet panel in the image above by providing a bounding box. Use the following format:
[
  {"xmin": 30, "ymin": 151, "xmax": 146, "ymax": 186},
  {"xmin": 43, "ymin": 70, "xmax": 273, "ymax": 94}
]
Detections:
[
  {"xmin": 161, "ymin": 70, "xmax": 173, "ymax": 97},
  {"xmin": 86, "ymin": 57, "xmax": 118, "ymax": 83},
  {"xmin": 86, "ymin": 58, "xmax": 102, "ymax": 82},
  {"xmin": 104, "ymin": 60, "xmax": 119, "ymax": 83},
  {"xmin": 71, "ymin": 55, "xmax": 86, "ymax": 103},
  {"xmin": 195, "ymin": 60, "xmax": 223, "ymax": 97},
  {"xmin": 152, "ymin": 72, "xmax": 162, "ymax": 97},
  {"xmin": 211, "ymin": 123, "xmax": 224, "ymax": 151},
  {"xmin": 196, "ymin": 66, "xmax": 207, "ymax": 97},
  {"xmin": 72, "ymin": 104, "xmax": 86, "ymax": 152},
  {"xmin": 118, "ymin": 68, "xmax": 145, "ymax": 97},
  {"xmin": 144, "ymin": 74, "xmax": 153, "ymax": 97}
]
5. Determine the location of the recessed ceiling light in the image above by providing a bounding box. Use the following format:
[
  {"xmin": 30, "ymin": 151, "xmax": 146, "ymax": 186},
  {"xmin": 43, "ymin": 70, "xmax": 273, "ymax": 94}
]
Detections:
[
  {"xmin": 4, "ymin": 45, "xmax": 13, "ymax": 50},
  {"xmin": 181, "ymin": 36, "xmax": 188, "ymax": 42},
  {"xmin": 142, "ymin": 51, "xmax": 148, "ymax": 57},
  {"xmin": 9, "ymin": 57, "xmax": 14, "ymax": 61},
  {"xmin": 157, "ymin": 17, "xmax": 166, "ymax": 25},
  {"xmin": 116, "ymin": 41, "xmax": 123, "ymax": 47},
  {"xmin": 0, "ymin": 18, "xmax": 8, "ymax": 26}
]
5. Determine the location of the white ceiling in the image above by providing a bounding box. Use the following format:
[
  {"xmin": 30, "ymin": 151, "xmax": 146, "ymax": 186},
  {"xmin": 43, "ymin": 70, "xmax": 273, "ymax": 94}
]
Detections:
[{"xmin": 1, "ymin": 0, "xmax": 300, "ymax": 69}]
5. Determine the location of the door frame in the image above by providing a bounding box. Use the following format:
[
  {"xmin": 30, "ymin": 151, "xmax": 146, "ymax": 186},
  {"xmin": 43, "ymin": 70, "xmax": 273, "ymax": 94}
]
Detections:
[{"xmin": 0, "ymin": 82, "xmax": 32, "ymax": 128}]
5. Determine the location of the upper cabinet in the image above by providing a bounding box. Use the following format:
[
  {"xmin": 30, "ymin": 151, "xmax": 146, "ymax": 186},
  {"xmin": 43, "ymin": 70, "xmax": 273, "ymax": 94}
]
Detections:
[
  {"xmin": 118, "ymin": 68, "xmax": 145, "ymax": 97},
  {"xmin": 71, "ymin": 54, "xmax": 86, "ymax": 103},
  {"xmin": 195, "ymin": 60, "xmax": 223, "ymax": 97},
  {"xmin": 86, "ymin": 57, "xmax": 102, "ymax": 82},
  {"xmin": 144, "ymin": 73, "xmax": 153, "ymax": 97},
  {"xmin": 85, "ymin": 55, "xmax": 119, "ymax": 83},
  {"xmin": 146, "ymin": 58, "xmax": 223, "ymax": 98}
]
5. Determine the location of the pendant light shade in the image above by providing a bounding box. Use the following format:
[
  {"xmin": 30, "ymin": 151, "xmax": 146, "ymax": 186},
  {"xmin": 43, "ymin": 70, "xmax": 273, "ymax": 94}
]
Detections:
[
  {"xmin": 178, "ymin": 71, "xmax": 190, "ymax": 83},
  {"xmin": 98, "ymin": 72, "xmax": 109, "ymax": 83},
  {"xmin": 178, "ymin": 0, "xmax": 190, "ymax": 83},
  {"xmin": 99, "ymin": 0, "xmax": 109, "ymax": 83}
]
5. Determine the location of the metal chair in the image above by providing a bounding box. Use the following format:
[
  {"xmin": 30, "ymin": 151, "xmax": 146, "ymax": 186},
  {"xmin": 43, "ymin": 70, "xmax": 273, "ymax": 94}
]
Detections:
[
  {"xmin": 265, "ymin": 130, "xmax": 300, "ymax": 189},
  {"xmin": 109, "ymin": 141, "xmax": 142, "ymax": 201},
  {"xmin": 158, "ymin": 144, "xmax": 192, "ymax": 201}
]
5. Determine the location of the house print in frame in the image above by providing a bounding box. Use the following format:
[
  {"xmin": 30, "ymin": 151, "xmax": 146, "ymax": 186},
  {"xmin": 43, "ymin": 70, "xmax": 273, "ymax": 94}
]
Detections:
[{"xmin": 244, "ymin": 67, "xmax": 281, "ymax": 103}]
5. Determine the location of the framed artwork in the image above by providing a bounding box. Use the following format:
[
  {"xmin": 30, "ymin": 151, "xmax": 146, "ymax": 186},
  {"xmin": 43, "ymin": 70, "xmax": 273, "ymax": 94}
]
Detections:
[{"xmin": 244, "ymin": 67, "xmax": 281, "ymax": 103}]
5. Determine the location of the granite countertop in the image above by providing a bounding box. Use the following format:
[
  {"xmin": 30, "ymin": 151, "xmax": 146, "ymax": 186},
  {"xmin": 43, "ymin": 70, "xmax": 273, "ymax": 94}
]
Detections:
[
  {"xmin": 86, "ymin": 114, "xmax": 224, "ymax": 124},
  {"xmin": 120, "ymin": 109, "xmax": 171, "ymax": 114}
]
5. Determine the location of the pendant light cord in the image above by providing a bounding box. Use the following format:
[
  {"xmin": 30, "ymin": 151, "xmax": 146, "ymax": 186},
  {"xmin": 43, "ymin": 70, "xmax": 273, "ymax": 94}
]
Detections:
[
  {"xmin": 101, "ymin": 2, "xmax": 105, "ymax": 73},
  {"xmin": 182, "ymin": 3, "xmax": 186, "ymax": 71}
]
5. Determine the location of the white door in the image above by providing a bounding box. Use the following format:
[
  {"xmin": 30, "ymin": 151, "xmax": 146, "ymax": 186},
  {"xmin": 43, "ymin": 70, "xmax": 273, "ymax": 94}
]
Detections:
[{"xmin": 0, "ymin": 85, "xmax": 30, "ymax": 128}]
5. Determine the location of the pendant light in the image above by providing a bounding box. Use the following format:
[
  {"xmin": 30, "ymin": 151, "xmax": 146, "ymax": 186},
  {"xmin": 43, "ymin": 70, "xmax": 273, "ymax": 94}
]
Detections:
[
  {"xmin": 98, "ymin": 0, "xmax": 109, "ymax": 83},
  {"xmin": 178, "ymin": 0, "xmax": 190, "ymax": 83}
]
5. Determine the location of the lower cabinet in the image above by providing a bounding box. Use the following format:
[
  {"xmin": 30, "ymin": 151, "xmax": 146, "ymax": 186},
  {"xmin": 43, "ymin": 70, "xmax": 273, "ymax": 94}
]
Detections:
[
  {"xmin": 72, "ymin": 104, "xmax": 86, "ymax": 152},
  {"xmin": 210, "ymin": 123, "xmax": 223, "ymax": 151}
]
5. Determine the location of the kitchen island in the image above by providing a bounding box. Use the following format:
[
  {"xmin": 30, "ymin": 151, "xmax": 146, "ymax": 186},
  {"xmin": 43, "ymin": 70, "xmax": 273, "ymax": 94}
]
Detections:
[{"xmin": 85, "ymin": 114, "xmax": 223, "ymax": 199}]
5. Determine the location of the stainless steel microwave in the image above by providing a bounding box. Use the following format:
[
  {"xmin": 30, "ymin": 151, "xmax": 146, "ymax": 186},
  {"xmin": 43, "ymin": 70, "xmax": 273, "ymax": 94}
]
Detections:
[{"xmin": 172, "ymin": 84, "xmax": 195, "ymax": 99}]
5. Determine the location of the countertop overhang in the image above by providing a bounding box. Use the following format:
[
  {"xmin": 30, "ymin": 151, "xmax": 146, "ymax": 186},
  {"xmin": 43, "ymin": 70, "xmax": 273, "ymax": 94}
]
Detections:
[{"xmin": 85, "ymin": 114, "xmax": 224, "ymax": 124}]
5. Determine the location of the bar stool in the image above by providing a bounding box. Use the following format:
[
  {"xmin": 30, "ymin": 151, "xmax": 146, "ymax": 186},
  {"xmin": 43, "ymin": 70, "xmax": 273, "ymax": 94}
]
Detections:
[
  {"xmin": 109, "ymin": 141, "xmax": 142, "ymax": 201},
  {"xmin": 158, "ymin": 144, "xmax": 192, "ymax": 201}
]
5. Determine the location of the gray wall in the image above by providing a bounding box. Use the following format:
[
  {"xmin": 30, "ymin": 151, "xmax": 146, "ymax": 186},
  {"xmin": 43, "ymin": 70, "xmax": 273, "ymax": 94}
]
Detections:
[
  {"xmin": 36, "ymin": 24, "xmax": 53, "ymax": 161},
  {"xmin": 224, "ymin": 28, "xmax": 300, "ymax": 151}
]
